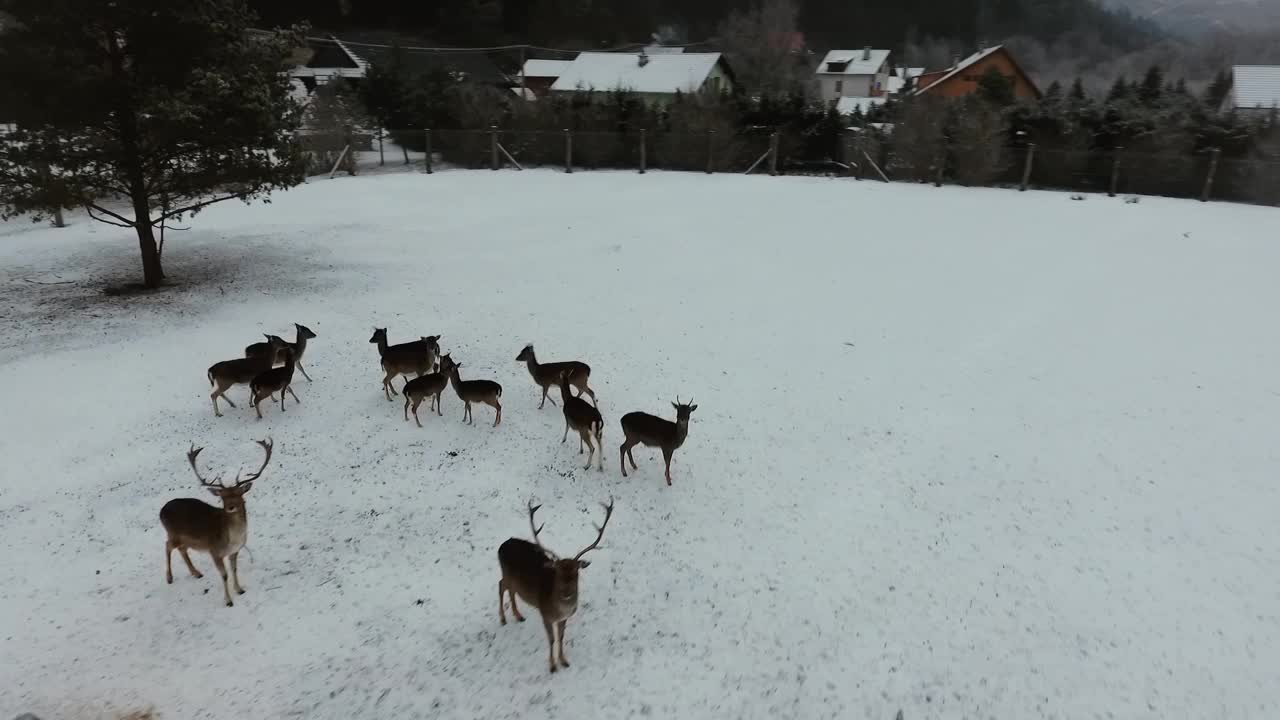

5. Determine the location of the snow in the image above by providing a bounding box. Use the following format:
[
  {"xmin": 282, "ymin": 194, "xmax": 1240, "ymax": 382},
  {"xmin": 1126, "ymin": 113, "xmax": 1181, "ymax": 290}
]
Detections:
[
  {"xmin": 836, "ymin": 96, "xmax": 887, "ymax": 116},
  {"xmin": 817, "ymin": 49, "xmax": 892, "ymax": 76},
  {"xmin": 550, "ymin": 52, "xmax": 722, "ymax": 94},
  {"xmin": 522, "ymin": 59, "xmax": 573, "ymax": 79},
  {"xmin": 2, "ymin": 171, "xmax": 1279, "ymax": 720}
]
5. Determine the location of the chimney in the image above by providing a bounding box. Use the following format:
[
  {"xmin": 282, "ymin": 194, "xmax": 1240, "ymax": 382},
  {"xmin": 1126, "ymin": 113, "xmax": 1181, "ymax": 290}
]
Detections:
[
  {"xmin": 638, "ymin": 49, "xmax": 649, "ymax": 67},
  {"xmin": 951, "ymin": 53, "xmax": 961, "ymax": 68},
  {"xmin": 862, "ymin": 46, "xmax": 871, "ymax": 61}
]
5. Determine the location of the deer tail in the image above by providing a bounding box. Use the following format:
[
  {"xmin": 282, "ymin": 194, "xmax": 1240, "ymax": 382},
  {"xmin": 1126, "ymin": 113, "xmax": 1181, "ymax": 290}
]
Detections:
[{"xmin": 207, "ymin": 368, "xmax": 214, "ymax": 387}]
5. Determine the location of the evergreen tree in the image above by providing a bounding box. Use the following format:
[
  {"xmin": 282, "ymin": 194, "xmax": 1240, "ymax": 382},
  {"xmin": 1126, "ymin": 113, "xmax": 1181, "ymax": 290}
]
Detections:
[
  {"xmin": 1107, "ymin": 76, "xmax": 1131, "ymax": 103},
  {"xmin": 1137, "ymin": 65, "xmax": 1164, "ymax": 107},
  {"xmin": 0, "ymin": 0, "xmax": 305, "ymax": 288},
  {"xmin": 1069, "ymin": 78, "xmax": 1087, "ymax": 102},
  {"xmin": 1204, "ymin": 69, "xmax": 1232, "ymax": 110},
  {"xmin": 976, "ymin": 66, "xmax": 1015, "ymax": 107},
  {"xmin": 1044, "ymin": 80, "xmax": 1063, "ymax": 101}
]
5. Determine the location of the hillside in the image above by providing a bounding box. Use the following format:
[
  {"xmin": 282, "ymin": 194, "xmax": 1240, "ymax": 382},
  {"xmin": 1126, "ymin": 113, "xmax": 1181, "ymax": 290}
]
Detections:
[{"xmin": 1104, "ymin": 0, "xmax": 1280, "ymax": 33}]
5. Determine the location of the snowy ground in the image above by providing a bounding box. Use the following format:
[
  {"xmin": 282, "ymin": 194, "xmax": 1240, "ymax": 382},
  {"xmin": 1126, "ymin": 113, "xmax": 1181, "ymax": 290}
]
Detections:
[{"xmin": 1, "ymin": 170, "xmax": 1278, "ymax": 720}]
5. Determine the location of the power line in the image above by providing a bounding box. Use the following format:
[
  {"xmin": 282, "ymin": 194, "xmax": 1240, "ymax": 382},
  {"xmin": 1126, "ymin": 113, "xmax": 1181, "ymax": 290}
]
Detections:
[{"xmin": 285, "ymin": 32, "xmax": 717, "ymax": 56}]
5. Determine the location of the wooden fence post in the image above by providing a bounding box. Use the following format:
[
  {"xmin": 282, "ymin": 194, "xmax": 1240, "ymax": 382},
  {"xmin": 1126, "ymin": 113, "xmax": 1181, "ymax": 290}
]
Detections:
[
  {"xmin": 851, "ymin": 137, "xmax": 862, "ymax": 179},
  {"xmin": 490, "ymin": 126, "xmax": 499, "ymax": 170},
  {"xmin": 1019, "ymin": 143, "xmax": 1036, "ymax": 191},
  {"xmin": 424, "ymin": 129, "xmax": 433, "ymax": 174},
  {"xmin": 1200, "ymin": 147, "xmax": 1221, "ymax": 202},
  {"xmin": 565, "ymin": 129, "xmax": 573, "ymax": 174},
  {"xmin": 378, "ymin": 130, "xmax": 385, "ymax": 166},
  {"xmin": 343, "ymin": 124, "xmax": 356, "ymax": 175},
  {"xmin": 768, "ymin": 132, "xmax": 779, "ymax": 176},
  {"xmin": 934, "ymin": 150, "xmax": 945, "ymax": 187},
  {"xmin": 1109, "ymin": 147, "xmax": 1123, "ymax": 197},
  {"xmin": 706, "ymin": 130, "xmax": 714, "ymax": 174},
  {"xmin": 639, "ymin": 129, "xmax": 647, "ymax": 174}
]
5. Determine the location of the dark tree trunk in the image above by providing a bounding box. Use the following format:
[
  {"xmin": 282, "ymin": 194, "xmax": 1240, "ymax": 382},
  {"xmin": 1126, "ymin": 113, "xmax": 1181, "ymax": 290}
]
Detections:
[{"xmin": 133, "ymin": 197, "xmax": 163, "ymax": 288}]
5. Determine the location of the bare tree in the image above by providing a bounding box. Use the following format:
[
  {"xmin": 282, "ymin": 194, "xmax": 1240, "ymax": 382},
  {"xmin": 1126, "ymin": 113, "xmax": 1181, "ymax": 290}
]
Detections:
[{"xmin": 716, "ymin": 0, "xmax": 814, "ymax": 98}]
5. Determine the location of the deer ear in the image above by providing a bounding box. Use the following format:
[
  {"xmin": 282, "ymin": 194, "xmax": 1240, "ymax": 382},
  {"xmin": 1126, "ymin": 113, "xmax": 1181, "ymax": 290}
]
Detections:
[
  {"xmin": 690, "ymin": 404, "xmax": 698, "ymax": 412},
  {"xmin": 238, "ymin": 481, "xmax": 254, "ymax": 494},
  {"xmin": 577, "ymin": 559, "xmax": 591, "ymax": 569},
  {"xmin": 206, "ymin": 487, "xmax": 221, "ymax": 497},
  {"xmin": 671, "ymin": 402, "xmax": 679, "ymax": 411}
]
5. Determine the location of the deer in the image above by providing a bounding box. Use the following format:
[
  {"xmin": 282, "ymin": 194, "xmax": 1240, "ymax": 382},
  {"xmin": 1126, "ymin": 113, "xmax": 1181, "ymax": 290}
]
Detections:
[
  {"xmin": 206, "ymin": 336, "xmax": 289, "ymax": 417},
  {"xmin": 402, "ymin": 360, "xmax": 449, "ymax": 428},
  {"xmin": 369, "ymin": 329, "xmax": 440, "ymax": 401},
  {"xmin": 619, "ymin": 397, "xmax": 697, "ymax": 486},
  {"xmin": 498, "ymin": 498, "xmax": 614, "ymax": 673},
  {"xmin": 246, "ymin": 323, "xmax": 317, "ymax": 381},
  {"xmin": 249, "ymin": 347, "xmax": 299, "ymax": 419},
  {"xmin": 160, "ymin": 438, "xmax": 273, "ymax": 607},
  {"xmin": 558, "ymin": 370, "xmax": 603, "ymax": 471},
  {"xmin": 440, "ymin": 353, "xmax": 502, "ymax": 427},
  {"xmin": 516, "ymin": 344, "xmax": 596, "ymax": 409}
]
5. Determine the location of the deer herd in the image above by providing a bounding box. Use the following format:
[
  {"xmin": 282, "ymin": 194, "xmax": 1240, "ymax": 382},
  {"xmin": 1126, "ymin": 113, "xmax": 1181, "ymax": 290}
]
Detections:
[{"xmin": 175, "ymin": 323, "xmax": 698, "ymax": 672}]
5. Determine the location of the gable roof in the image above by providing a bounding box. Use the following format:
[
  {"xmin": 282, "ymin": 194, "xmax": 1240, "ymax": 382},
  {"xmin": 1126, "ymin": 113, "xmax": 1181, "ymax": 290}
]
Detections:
[
  {"xmin": 332, "ymin": 31, "xmax": 511, "ymax": 86},
  {"xmin": 522, "ymin": 59, "xmax": 573, "ymax": 79},
  {"xmin": 914, "ymin": 45, "xmax": 1039, "ymax": 98},
  {"xmin": 1230, "ymin": 65, "xmax": 1280, "ymax": 110},
  {"xmin": 290, "ymin": 37, "xmax": 368, "ymax": 79},
  {"xmin": 550, "ymin": 52, "xmax": 726, "ymax": 94},
  {"xmin": 816, "ymin": 49, "xmax": 891, "ymax": 76}
]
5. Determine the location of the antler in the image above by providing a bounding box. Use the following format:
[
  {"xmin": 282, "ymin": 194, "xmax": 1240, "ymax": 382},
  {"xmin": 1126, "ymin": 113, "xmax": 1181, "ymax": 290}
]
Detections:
[
  {"xmin": 573, "ymin": 498, "xmax": 615, "ymax": 562},
  {"xmin": 187, "ymin": 443, "xmax": 224, "ymax": 488},
  {"xmin": 527, "ymin": 499, "xmax": 546, "ymax": 549},
  {"xmin": 235, "ymin": 437, "xmax": 273, "ymax": 487}
]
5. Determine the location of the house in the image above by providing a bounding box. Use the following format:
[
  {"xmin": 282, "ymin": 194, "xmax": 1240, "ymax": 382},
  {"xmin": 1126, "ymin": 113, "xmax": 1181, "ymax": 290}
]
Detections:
[
  {"xmin": 1225, "ymin": 66, "xmax": 1280, "ymax": 118},
  {"xmin": 288, "ymin": 33, "xmax": 513, "ymax": 95},
  {"xmin": 549, "ymin": 51, "xmax": 735, "ymax": 104},
  {"xmin": 914, "ymin": 45, "xmax": 1040, "ymax": 100},
  {"xmin": 887, "ymin": 66, "xmax": 924, "ymax": 95},
  {"xmin": 520, "ymin": 59, "xmax": 573, "ymax": 98},
  {"xmin": 815, "ymin": 48, "xmax": 892, "ymax": 100},
  {"xmin": 288, "ymin": 36, "xmax": 368, "ymax": 92}
]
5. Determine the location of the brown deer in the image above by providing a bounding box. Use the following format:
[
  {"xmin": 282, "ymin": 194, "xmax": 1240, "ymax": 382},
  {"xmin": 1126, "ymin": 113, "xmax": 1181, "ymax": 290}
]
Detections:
[
  {"xmin": 440, "ymin": 354, "xmax": 503, "ymax": 427},
  {"xmin": 246, "ymin": 323, "xmax": 318, "ymax": 381},
  {"xmin": 206, "ymin": 337, "xmax": 288, "ymax": 417},
  {"xmin": 516, "ymin": 344, "xmax": 596, "ymax": 409},
  {"xmin": 402, "ymin": 361, "xmax": 448, "ymax": 428},
  {"xmin": 369, "ymin": 329, "xmax": 440, "ymax": 401},
  {"xmin": 498, "ymin": 499, "xmax": 614, "ymax": 673},
  {"xmin": 558, "ymin": 371, "xmax": 603, "ymax": 471},
  {"xmin": 620, "ymin": 397, "xmax": 697, "ymax": 486},
  {"xmin": 160, "ymin": 438, "xmax": 273, "ymax": 607},
  {"xmin": 249, "ymin": 348, "xmax": 299, "ymax": 419}
]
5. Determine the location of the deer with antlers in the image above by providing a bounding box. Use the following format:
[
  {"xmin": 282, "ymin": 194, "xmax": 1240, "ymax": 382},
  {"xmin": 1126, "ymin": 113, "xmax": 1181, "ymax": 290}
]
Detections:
[
  {"xmin": 159, "ymin": 438, "xmax": 273, "ymax": 607},
  {"xmin": 498, "ymin": 499, "xmax": 614, "ymax": 673}
]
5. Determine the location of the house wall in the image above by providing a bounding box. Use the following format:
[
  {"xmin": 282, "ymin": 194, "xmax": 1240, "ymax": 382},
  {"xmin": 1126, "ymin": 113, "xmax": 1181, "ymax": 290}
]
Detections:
[
  {"xmin": 702, "ymin": 62, "xmax": 735, "ymax": 96},
  {"xmin": 523, "ymin": 76, "xmax": 557, "ymax": 98},
  {"xmin": 919, "ymin": 51, "xmax": 1038, "ymax": 100},
  {"xmin": 816, "ymin": 66, "xmax": 890, "ymax": 99}
]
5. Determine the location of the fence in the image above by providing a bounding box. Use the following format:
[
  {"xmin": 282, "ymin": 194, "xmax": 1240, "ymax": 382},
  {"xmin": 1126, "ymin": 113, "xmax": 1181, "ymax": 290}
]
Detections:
[{"xmin": 300, "ymin": 127, "xmax": 1280, "ymax": 207}]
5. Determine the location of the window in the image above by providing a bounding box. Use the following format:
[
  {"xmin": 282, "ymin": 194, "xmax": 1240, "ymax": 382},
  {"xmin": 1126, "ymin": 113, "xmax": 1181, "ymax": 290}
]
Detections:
[{"xmin": 835, "ymin": 79, "xmax": 844, "ymax": 94}]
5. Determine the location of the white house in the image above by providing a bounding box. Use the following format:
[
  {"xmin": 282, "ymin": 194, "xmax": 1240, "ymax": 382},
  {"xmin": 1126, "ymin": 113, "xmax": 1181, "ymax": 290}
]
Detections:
[
  {"xmin": 520, "ymin": 58, "xmax": 573, "ymax": 98},
  {"xmin": 1225, "ymin": 65, "xmax": 1280, "ymax": 117},
  {"xmin": 549, "ymin": 51, "xmax": 735, "ymax": 104},
  {"xmin": 815, "ymin": 48, "xmax": 892, "ymax": 100}
]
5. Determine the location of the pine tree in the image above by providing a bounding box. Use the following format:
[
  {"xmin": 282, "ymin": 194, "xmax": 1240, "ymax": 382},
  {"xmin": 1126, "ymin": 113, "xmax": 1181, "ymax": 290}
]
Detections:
[
  {"xmin": 1107, "ymin": 76, "xmax": 1131, "ymax": 103},
  {"xmin": 1138, "ymin": 65, "xmax": 1164, "ymax": 107},
  {"xmin": 1204, "ymin": 69, "xmax": 1232, "ymax": 110},
  {"xmin": 0, "ymin": 0, "xmax": 305, "ymax": 288},
  {"xmin": 1044, "ymin": 80, "xmax": 1063, "ymax": 101},
  {"xmin": 1069, "ymin": 78, "xmax": 1087, "ymax": 102},
  {"xmin": 976, "ymin": 66, "xmax": 1015, "ymax": 107}
]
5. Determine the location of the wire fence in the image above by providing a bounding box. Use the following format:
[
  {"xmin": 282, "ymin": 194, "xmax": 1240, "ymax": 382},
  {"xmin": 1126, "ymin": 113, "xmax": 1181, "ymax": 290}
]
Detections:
[{"xmin": 301, "ymin": 128, "xmax": 1280, "ymax": 207}]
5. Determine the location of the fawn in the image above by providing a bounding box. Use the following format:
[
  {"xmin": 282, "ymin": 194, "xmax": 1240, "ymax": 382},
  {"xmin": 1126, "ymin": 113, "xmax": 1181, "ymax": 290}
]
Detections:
[
  {"xmin": 402, "ymin": 360, "xmax": 449, "ymax": 428},
  {"xmin": 440, "ymin": 354, "xmax": 503, "ymax": 427},
  {"xmin": 558, "ymin": 371, "xmax": 604, "ymax": 471},
  {"xmin": 499, "ymin": 499, "xmax": 614, "ymax": 673},
  {"xmin": 369, "ymin": 329, "xmax": 440, "ymax": 401},
  {"xmin": 620, "ymin": 397, "xmax": 697, "ymax": 486},
  {"xmin": 516, "ymin": 344, "xmax": 595, "ymax": 409},
  {"xmin": 249, "ymin": 348, "xmax": 299, "ymax": 419},
  {"xmin": 207, "ymin": 336, "xmax": 288, "ymax": 417},
  {"xmin": 160, "ymin": 438, "xmax": 273, "ymax": 607},
  {"xmin": 246, "ymin": 323, "xmax": 317, "ymax": 381}
]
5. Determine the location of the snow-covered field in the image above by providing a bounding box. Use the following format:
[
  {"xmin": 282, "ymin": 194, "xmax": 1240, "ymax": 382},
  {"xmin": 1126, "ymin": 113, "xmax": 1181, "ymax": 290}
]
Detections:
[{"xmin": 2, "ymin": 171, "xmax": 1278, "ymax": 720}]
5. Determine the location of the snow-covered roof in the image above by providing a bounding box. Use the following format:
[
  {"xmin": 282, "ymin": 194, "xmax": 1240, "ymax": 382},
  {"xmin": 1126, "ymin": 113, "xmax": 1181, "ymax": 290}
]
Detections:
[
  {"xmin": 1230, "ymin": 65, "xmax": 1280, "ymax": 110},
  {"xmin": 897, "ymin": 67, "xmax": 925, "ymax": 79},
  {"xmin": 522, "ymin": 59, "xmax": 573, "ymax": 78},
  {"xmin": 642, "ymin": 45, "xmax": 686, "ymax": 54},
  {"xmin": 835, "ymin": 96, "xmax": 886, "ymax": 116},
  {"xmin": 915, "ymin": 46, "xmax": 1003, "ymax": 95},
  {"xmin": 817, "ymin": 49, "xmax": 891, "ymax": 76},
  {"xmin": 550, "ymin": 52, "xmax": 725, "ymax": 94},
  {"xmin": 289, "ymin": 36, "xmax": 368, "ymax": 79}
]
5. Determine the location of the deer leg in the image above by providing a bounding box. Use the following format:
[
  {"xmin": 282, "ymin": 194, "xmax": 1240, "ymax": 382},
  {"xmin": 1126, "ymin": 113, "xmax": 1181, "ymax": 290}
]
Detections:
[
  {"xmin": 583, "ymin": 432, "xmax": 595, "ymax": 470},
  {"xmin": 297, "ymin": 361, "xmax": 312, "ymax": 382},
  {"xmin": 662, "ymin": 447, "xmax": 674, "ymax": 486},
  {"xmin": 211, "ymin": 390, "xmax": 222, "ymax": 417},
  {"xmin": 462, "ymin": 402, "xmax": 471, "ymax": 424},
  {"xmin": 543, "ymin": 618, "xmax": 558, "ymax": 673},
  {"xmin": 620, "ymin": 440, "xmax": 631, "ymax": 476},
  {"xmin": 557, "ymin": 620, "xmax": 570, "ymax": 667},
  {"xmin": 575, "ymin": 381, "xmax": 597, "ymax": 407},
  {"xmin": 435, "ymin": 392, "xmax": 444, "ymax": 416},
  {"xmin": 178, "ymin": 546, "xmax": 203, "ymax": 578},
  {"xmin": 579, "ymin": 432, "xmax": 584, "ymax": 454},
  {"xmin": 254, "ymin": 391, "xmax": 265, "ymax": 419},
  {"xmin": 287, "ymin": 386, "xmax": 300, "ymax": 404},
  {"xmin": 628, "ymin": 445, "xmax": 639, "ymax": 470},
  {"xmin": 230, "ymin": 552, "xmax": 245, "ymax": 594},
  {"xmin": 382, "ymin": 372, "xmax": 397, "ymax": 401},
  {"xmin": 212, "ymin": 555, "xmax": 233, "ymax": 607},
  {"xmin": 165, "ymin": 540, "xmax": 175, "ymax": 584},
  {"xmin": 498, "ymin": 579, "xmax": 507, "ymax": 625},
  {"xmin": 562, "ymin": 419, "xmax": 570, "ymax": 443},
  {"xmin": 539, "ymin": 386, "xmax": 549, "ymax": 409},
  {"xmin": 412, "ymin": 398, "xmax": 423, "ymax": 428},
  {"xmin": 491, "ymin": 399, "xmax": 502, "ymax": 427},
  {"xmin": 280, "ymin": 387, "xmax": 289, "ymax": 411}
]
